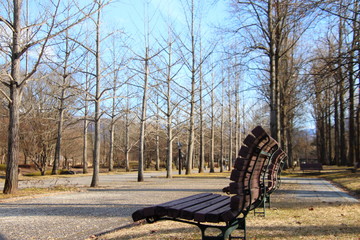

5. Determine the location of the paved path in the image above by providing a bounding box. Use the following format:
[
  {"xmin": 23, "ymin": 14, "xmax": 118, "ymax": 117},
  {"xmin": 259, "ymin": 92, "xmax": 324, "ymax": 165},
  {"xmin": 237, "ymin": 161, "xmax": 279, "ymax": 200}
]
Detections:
[{"xmin": 0, "ymin": 174, "xmax": 358, "ymax": 240}]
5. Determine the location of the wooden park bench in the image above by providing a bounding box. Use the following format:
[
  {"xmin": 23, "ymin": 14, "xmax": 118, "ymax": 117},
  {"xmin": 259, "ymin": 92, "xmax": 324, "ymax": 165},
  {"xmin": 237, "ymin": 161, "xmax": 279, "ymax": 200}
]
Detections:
[
  {"xmin": 256, "ymin": 148, "xmax": 287, "ymax": 215},
  {"xmin": 132, "ymin": 126, "xmax": 286, "ymax": 240},
  {"xmin": 300, "ymin": 162, "xmax": 323, "ymax": 172}
]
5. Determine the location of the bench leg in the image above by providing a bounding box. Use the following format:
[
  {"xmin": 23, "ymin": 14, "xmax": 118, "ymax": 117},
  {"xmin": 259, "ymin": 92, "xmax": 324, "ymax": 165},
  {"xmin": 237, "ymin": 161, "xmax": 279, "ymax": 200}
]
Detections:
[
  {"xmin": 253, "ymin": 191, "xmax": 272, "ymax": 217},
  {"xmin": 144, "ymin": 217, "xmax": 247, "ymax": 240},
  {"xmin": 199, "ymin": 218, "xmax": 246, "ymax": 240}
]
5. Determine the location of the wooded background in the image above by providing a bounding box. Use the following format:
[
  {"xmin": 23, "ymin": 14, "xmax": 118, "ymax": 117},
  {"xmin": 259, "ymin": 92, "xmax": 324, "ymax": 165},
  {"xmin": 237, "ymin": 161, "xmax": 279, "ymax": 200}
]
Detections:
[{"xmin": 0, "ymin": 0, "xmax": 359, "ymax": 194}]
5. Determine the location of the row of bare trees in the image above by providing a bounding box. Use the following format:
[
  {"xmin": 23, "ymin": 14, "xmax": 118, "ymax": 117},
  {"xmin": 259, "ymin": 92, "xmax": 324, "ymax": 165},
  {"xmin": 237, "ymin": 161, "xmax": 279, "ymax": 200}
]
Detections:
[
  {"xmin": 230, "ymin": 0, "xmax": 359, "ymax": 168},
  {"xmin": 309, "ymin": 0, "xmax": 359, "ymax": 167},
  {"xmin": 1, "ymin": 0, "xmax": 358, "ymax": 195}
]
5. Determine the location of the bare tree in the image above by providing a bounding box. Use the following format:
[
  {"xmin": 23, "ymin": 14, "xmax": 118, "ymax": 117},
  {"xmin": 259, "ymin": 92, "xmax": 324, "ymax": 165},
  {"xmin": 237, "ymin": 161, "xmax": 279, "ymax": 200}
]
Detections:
[
  {"xmin": 230, "ymin": 0, "xmax": 318, "ymax": 146},
  {"xmin": 0, "ymin": 0, "xmax": 98, "ymax": 194},
  {"xmin": 45, "ymin": 28, "xmax": 83, "ymax": 175},
  {"xmin": 178, "ymin": 0, "xmax": 214, "ymax": 175}
]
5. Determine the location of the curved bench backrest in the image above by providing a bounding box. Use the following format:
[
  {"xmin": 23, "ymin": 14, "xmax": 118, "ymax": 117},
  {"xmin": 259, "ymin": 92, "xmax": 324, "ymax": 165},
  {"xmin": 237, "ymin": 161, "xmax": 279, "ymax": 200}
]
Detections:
[
  {"xmin": 229, "ymin": 126, "xmax": 278, "ymax": 215},
  {"xmin": 266, "ymin": 148, "xmax": 283, "ymax": 193}
]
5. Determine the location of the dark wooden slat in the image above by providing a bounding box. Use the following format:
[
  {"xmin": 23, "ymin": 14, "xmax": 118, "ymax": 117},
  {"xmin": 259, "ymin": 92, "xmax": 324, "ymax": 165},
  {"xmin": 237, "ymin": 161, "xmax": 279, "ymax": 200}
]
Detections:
[
  {"xmin": 132, "ymin": 209, "xmax": 146, "ymax": 222},
  {"xmin": 234, "ymin": 158, "xmax": 250, "ymax": 171},
  {"xmin": 193, "ymin": 198, "xmax": 230, "ymax": 222},
  {"xmin": 229, "ymin": 182, "xmax": 246, "ymax": 194},
  {"xmin": 252, "ymin": 126, "xmax": 266, "ymax": 138},
  {"xmin": 205, "ymin": 204, "xmax": 232, "ymax": 222},
  {"xmin": 230, "ymin": 194, "xmax": 247, "ymax": 210},
  {"xmin": 166, "ymin": 194, "xmax": 219, "ymax": 218},
  {"xmin": 230, "ymin": 169, "xmax": 246, "ymax": 182},
  {"xmin": 180, "ymin": 195, "xmax": 229, "ymax": 220},
  {"xmin": 239, "ymin": 146, "xmax": 249, "ymax": 158},
  {"xmin": 243, "ymin": 134, "xmax": 255, "ymax": 147},
  {"xmin": 154, "ymin": 193, "xmax": 213, "ymax": 216},
  {"xmin": 220, "ymin": 209, "xmax": 241, "ymax": 222}
]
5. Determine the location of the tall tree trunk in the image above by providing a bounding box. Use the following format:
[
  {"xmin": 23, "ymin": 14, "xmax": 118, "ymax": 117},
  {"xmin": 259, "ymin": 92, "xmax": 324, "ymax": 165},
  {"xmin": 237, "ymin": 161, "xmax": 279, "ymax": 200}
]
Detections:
[
  {"xmin": 52, "ymin": 96, "xmax": 64, "ymax": 175},
  {"xmin": 220, "ymin": 79, "xmax": 225, "ymax": 172},
  {"xmin": 108, "ymin": 71, "xmax": 117, "ymax": 172},
  {"xmin": 4, "ymin": 0, "xmax": 21, "ymax": 194},
  {"xmin": 234, "ymin": 72, "xmax": 240, "ymax": 159},
  {"xmin": 334, "ymin": 90, "xmax": 340, "ymax": 166},
  {"xmin": 228, "ymin": 77, "xmax": 233, "ymax": 171},
  {"xmin": 199, "ymin": 62, "xmax": 204, "ymax": 173},
  {"xmin": 339, "ymin": 75, "xmax": 347, "ymax": 166},
  {"xmin": 82, "ymin": 57, "xmax": 90, "ymax": 174},
  {"xmin": 138, "ymin": 47, "xmax": 149, "ymax": 182},
  {"xmin": 166, "ymin": 116, "xmax": 173, "ymax": 178},
  {"xmin": 337, "ymin": 1, "xmax": 347, "ymax": 166},
  {"xmin": 83, "ymin": 116, "xmax": 89, "ymax": 173},
  {"xmin": 155, "ymin": 96, "xmax": 160, "ymax": 171},
  {"xmin": 91, "ymin": 5, "xmax": 102, "ymax": 187},
  {"xmin": 348, "ymin": 4, "xmax": 357, "ymax": 167},
  {"xmin": 125, "ymin": 99, "xmax": 130, "ymax": 172},
  {"xmin": 109, "ymin": 120, "xmax": 115, "ymax": 171},
  {"xmin": 186, "ymin": 0, "xmax": 196, "ymax": 175},
  {"xmin": 209, "ymin": 72, "xmax": 215, "ymax": 173},
  {"xmin": 166, "ymin": 41, "xmax": 173, "ymax": 178},
  {"xmin": 268, "ymin": 0, "xmax": 278, "ymax": 142},
  {"xmin": 327, "ymin": 102, "xmax": 332, "ymax": 165},
  {"xmin": 355, "ymin": 0, "xmax": 360, "ymax": 168}
]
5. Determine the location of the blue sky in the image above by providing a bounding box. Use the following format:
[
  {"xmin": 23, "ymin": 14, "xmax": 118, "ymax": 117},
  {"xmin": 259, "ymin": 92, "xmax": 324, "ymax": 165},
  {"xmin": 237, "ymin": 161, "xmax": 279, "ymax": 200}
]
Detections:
[{"xmin": 104, "ymin": 0, "xmax": 228, "ymax": 46}]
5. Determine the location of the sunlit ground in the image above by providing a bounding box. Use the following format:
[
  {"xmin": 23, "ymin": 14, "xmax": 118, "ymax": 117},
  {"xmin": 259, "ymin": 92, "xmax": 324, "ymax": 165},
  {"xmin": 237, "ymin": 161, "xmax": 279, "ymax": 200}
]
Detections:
[{"xmin": 96, "ymin": 177, "xmax": 360, "ymax": 240}]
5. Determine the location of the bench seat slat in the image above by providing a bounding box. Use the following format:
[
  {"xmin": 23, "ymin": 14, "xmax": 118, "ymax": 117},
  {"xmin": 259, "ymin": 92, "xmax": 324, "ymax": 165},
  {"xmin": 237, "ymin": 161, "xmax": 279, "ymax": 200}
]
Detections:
[
  {"xmin": 206, "ymin": 204, "xmax": 233, "ymax": 222},
  {"xmin": 180, "ymin": 195, "xmax": 229, "ymax": 220},
  {"xmin": 165, "ymin": 194, "xmax": 220, "ymax": 218},
  {"xmin": 132, "ymin": 193, "xmax": 212, "ymax": 221},
  {"xmin": 155, "ymin": 193, "xmax": 213, "ymax": 216},
  {"xmin": 193, "ymin": 199, "xmax": 231, "ymax": 222}
]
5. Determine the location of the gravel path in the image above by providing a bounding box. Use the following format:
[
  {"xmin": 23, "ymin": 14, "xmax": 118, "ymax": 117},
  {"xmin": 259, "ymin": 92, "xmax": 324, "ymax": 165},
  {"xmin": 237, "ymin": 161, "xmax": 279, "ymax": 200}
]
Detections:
[{"xmin": 0, "ymin": 174, "xmax": 358, "ymax": 240}]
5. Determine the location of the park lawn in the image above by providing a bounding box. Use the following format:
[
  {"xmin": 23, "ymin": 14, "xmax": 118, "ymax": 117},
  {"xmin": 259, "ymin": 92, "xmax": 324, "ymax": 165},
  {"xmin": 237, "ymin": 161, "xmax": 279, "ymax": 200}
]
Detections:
[{"xmin": 96, "ymin": 202, "xmax": 360, "ymax": 240}]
